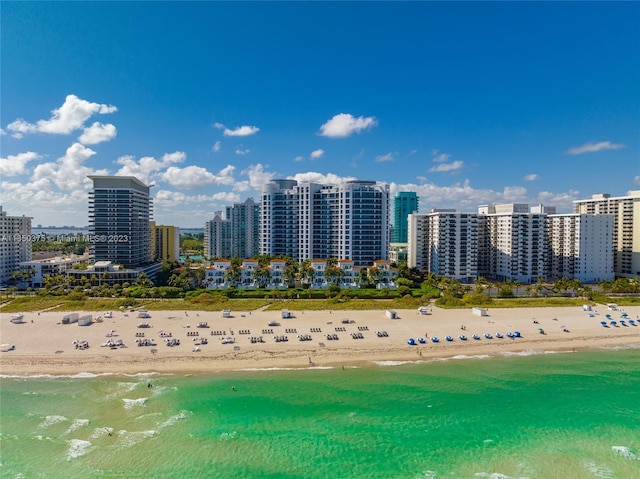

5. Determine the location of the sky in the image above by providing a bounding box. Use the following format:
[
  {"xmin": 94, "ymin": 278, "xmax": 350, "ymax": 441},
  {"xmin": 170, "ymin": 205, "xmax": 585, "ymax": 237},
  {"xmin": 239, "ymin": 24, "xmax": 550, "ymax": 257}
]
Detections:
[{"xmin": 1, "ymin": 1, "xmax": 639, "ymax": 227}]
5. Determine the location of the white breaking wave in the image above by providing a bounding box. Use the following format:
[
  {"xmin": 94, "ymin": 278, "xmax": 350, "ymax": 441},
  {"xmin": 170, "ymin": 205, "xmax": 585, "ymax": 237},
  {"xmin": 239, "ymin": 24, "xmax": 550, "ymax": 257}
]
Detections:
[
  {"xmin": 584, "ymin": 460, "xmax": 613, "ymax": 479},
  {"xmin": 66, "ymin": 439, "xmax": 92, "ymax": 460},
  {"xmin": 612, "ymin": 446, "xmax": 640, "ymax": 460},
  {"xmin": 122, "ymin": 397, "xmax": 147, "ymax": 409},
  {"xmin": 65, "ymin": 418, "xmax": 89, "ymax": 435},
  {"xmin": 117, "ymin": 429, "xmax": 158, "ymax": 448},
  {"xmin": 158, "ymin": 410, "xmax": 190, "ymax": 430},
  {"xmin": 475, "ymin": 473, "xmax": 530, "ymax": 479},
  {"xmin": 38, "ymin": 415, "xmax": 68, "ymax": 429}
]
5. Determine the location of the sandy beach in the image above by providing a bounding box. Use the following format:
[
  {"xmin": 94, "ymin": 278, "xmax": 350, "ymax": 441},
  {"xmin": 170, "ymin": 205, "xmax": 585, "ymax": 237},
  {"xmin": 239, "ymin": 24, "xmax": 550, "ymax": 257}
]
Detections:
[{"xmin": 1, "ymin": 304, "xmax": 639, "ymax": 375}]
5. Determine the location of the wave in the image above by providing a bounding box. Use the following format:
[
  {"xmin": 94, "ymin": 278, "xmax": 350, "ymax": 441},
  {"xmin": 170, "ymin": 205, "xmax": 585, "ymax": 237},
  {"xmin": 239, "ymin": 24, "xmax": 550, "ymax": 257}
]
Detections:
[
  {"xmin": 65, "ymin": 418, "xmax": 89, "ymax": 435},
  {"xmin": 66, "ymin": 439, "xmax": 92, "ymax": 460},
  {"xmin": 158, "ymin": 410, "xmax": 190, "ymax": 430},
  {"xmin": 38, "ymin": 415, "xmax": 68, "ymax": 429},
  {"xmin": 238, "ymin": 366, "xmax": 335, "ymax": 371},
  {"xmin": 475, "ymin": 473, "xmax": 530, "ymax": 479},
  {"xmin": 117, "ymin": 429, "xmax": 158, "ymax": 448},
  {"xmin": 612, "ymin": 445, "xmax": 640, "ymax": 460},
  {"xmin": 583, "ymin": 461, "xmax": 613, "ymax": 479},
  {"xmin": 90, "ymin": 427, "xmax": 114, "ymax": 439},
  {"xmin": 122, "ymin": 397, "xmax": 147, "ymax": 409}
]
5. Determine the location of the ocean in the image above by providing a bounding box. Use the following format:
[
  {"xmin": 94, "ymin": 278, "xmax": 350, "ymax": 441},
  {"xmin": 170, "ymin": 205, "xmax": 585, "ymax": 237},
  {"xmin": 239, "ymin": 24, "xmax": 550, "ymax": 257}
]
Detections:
[{"xmin": 1, "ymin": 349, "xmax": 639, "ymax": 478}]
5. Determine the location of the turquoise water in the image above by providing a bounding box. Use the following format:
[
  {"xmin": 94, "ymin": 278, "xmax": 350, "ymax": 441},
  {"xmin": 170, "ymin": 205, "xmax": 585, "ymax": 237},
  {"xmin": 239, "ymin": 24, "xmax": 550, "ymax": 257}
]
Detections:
[{"xmin": 1, "ymin": 349, "xmax": 640, "ymax": 478}]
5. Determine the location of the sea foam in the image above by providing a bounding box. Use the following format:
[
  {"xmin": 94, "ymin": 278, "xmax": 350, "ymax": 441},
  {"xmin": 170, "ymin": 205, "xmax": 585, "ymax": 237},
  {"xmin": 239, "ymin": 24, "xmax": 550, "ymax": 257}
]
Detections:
[
  {"xmin": 65, "ymin": 418, "xmax": 89, "ymax": 435},
  {"xmin": 66, "ymin": 439, "xmax": 92, "ymax": 460},
  {"xmin": 38, "ymin": 415, "xmax": 68, "ymax": 429},
  {"xmin": 612, "ymin": 446, "xmax": 640, "ymax": 460},
  {"xmin": 122, "ymin": 397, "xmax": 147, "ymax": 409}
]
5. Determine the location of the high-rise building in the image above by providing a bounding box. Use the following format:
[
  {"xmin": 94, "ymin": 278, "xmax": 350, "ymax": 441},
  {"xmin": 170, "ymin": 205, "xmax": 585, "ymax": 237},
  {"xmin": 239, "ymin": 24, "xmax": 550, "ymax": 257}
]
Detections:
[
  {"xmin": 0, "ymin": 207, "xmax": 32, "ymax": 284},
  {"xmin": 261, "ymin": 179, "xmax": 389, "ymax": 267},
  {"xmin": 204, "ymin": 198, "xmax": 260, "ymax": 260},
  {"xmin": 150, "ymin": 222, "xmax": 180, "ymax": 262},
  {"xmin": 548, "ymin": 214, "xmax": 614, "ymax": 283},
  {"xmin": 226, "ymin": 198, "xmax": 260, "ymax": 259},
  {"xmin": 477, "ymin": 204, "xmax": 549, "ymax": 284},
  {"xmin": 204, "ymin": 212, "xmax": 231, "ymax": 259},
  {"xmin": 573, "ymin": 191, "xmax": 640, "ymax": 278},
  {"xmin": 393, "ymin": 192, "xmax": 418, "ymax": 243},
  {"xmin": 407, "ymin": 210, "xmax": 478, "ymax": 282},
  {"xmin": 88, "ymin": 176, "xmax": 153, "ymax": 268}
]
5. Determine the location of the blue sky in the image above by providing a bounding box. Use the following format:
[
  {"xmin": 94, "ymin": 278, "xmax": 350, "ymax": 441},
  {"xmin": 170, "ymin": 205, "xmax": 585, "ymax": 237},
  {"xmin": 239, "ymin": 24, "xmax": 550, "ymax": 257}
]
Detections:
[{"xmin": 1, "ymin": 1, "xmax": 638, "ymax": 227}]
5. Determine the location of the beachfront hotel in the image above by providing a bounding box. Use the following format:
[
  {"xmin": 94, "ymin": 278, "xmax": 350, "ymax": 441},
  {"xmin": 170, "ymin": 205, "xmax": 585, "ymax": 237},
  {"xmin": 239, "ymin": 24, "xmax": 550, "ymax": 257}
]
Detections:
[
  {"xmin": 573, "ymin": 191, "xmax": 640, "ymax": 278},
  {"xmin": 0, "ymin": 207, "xmax": 33, "ymax": 285},
  {"xmin": 407, "ymin": 210, "xmax": 479, "ymax": 282},
  {"xmin": 260, "ymin": 179, "xmax": 390, "ymax": 267}
]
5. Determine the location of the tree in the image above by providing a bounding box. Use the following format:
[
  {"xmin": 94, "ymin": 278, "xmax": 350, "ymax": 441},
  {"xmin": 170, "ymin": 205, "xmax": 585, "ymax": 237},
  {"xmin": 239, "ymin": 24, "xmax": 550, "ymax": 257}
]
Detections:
[
  {"xmin": 252, "ymin": 267, "xmax": 271, "ymax": 288},
  {"xmin": 135, "ymin": 272, "xmax": 155, "ymax": 288},
  {"xmin": 324, "ymin": 266, "xmax": 345, "ymax": 286}
]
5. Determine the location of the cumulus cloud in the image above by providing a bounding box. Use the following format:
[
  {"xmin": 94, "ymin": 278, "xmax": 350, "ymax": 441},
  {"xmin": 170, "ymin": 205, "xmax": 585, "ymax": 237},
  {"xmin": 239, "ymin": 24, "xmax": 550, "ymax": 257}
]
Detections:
[
  {"xmin": 241, "ymin": 163, "xmax": 275, "ymax": 189},
  {"xmin": 634, "ymin": 176, "xmax": 640, "ymax": 185},
  {"xmin": 154, "ymin": 189, "xmax": 242, "ymax": 208},
  {"xmin": 293, "ymin": 156, "xmax": 304, "ymax": 162},
  {"xmin": 375, "ymin": 152, "xmax": 394, "ymax": 163},
  {"xmin": 0, "ymin": 151, "xmax": 41, "ymax": 176},
  {"xmin": 432, "ymin": 153, "xmax": 450, "ymax": 163},
  {"xmin": 212, "ymin": 141, "xmax": 221, "ymax": 152},
  {"xmin": 429, "ymin": 160, "xmax": 464, "ymax": 172},
  {"xmin": 289, "ymin": 171, "xmax": 357, "ymax": 185},
  {"xmin": 214, "ymin": 122, "xmax": 260, "ymax": 137},
  {"xmin": 32, "ymin": 142, "xmax": 109, "ymax": 191},
  {"xmin": 310, "ymin": 149, "xmax": 325, "ymax": 159},
  {"xmin": 318, "ymin": 113, "xmax": 378, "ymax": 138},
  {"xmin": 523, "ymin": 174, "xmax": 539, "ymax": 181},
  {"xmin": 78, "ymin": 122, "xmax": 117, "ymax": 144},
  {"xmin": 235, "ymin": 149, "xmax": 250, "ymax": 155},
  {"xmin": 6, "ymin": 94, "xmax": 117, "ymax": 138},
  {"xmin": 159, "ymin": 164, "xmax": 236, "ymax": 189},
  {"xmin": 565, "ymin": 141, "xmax": 625, "ymax": 155},
  {"xmin": 115, "ymin": 151, "xmax": 186, "ymax": 184}
]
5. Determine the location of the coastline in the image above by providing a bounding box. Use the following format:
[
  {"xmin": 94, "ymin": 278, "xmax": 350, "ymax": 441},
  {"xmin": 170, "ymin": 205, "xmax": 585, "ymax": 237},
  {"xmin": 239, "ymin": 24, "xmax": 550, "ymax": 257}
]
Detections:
[{"xmin": 2, "ymin": 305, "xmax": 639, "ymax": 376}]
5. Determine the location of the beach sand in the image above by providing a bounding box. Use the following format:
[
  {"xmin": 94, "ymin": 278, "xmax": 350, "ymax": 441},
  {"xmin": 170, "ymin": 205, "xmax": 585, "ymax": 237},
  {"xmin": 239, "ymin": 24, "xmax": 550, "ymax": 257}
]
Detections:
[{"xmin": 1, "ymin": 304, "xmax": 639, "ymax": 375}]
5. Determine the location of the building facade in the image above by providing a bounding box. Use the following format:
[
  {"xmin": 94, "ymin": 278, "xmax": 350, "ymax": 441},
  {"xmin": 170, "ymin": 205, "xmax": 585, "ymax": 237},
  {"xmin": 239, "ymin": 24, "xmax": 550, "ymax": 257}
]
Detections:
[
  {"xmin": 0, "ymin": 207, "xmax": 33, "ymax": 285},
  {"xmin": 477, "ymin": 204, "xmax": 549, "ymax": 284},
  {"xmin": 261, "ymin": 180, "xmax": 390, "ymax": 267},
  {"xmin": 204, "ymin": 212, "xmax": 231, "ymax": 259},
  {"xmin": 548, "ymin": 214, "xmax": 614, "ymax": 283},
  {"xmin": 393, "ymin": 191, "xmax": 419, "ymax": 243},
  {"xmin": 573, "ymin": 191, "xmax": 640, "ymax": 278},
  {"xmin": 150, "ymin": 222, "xmax": 180, "ymax": 262},
  {"xmin": 88, "ymin": 176, "xmax": 153, "ymax": 268},
  {"xmin": 226, "ymin": 198, "xmax": 260, "ymax": 259}
]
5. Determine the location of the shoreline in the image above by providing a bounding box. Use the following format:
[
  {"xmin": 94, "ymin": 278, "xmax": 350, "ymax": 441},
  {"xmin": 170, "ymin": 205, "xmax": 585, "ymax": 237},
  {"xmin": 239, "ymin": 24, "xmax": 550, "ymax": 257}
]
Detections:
[{"xmin": 1, "ymin": 305, "xmax": 639, "ymax": 376}]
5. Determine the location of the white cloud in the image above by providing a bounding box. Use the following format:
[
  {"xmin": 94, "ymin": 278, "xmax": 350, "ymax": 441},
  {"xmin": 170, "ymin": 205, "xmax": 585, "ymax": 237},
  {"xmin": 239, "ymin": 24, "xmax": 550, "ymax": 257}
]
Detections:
[
  {"xmin": 78, "ymin": 122, "xmax": 117, "ymax": 144},
  {"xmin": 374, "ymin": 152, "xmax": 394, "ymax": 163},
  {"xmin": 7, "ymin": 94, "xmax": 117, "ymax": 138},
  {"xmin": 154, "ymin": 189, "xmax": 241, "ymax": 208},
  {"xmin": 318, "ymin": 113, "xmax": 378, "ymax": 138},
  {"xmin": 565, "ymin": 141, "xmax": 625, "ymax": 155},
  {"xmin": 0, "ymin": 151, "xmax": 41, "ymax": 176},
  {"xmin": 502, "ymin": 186, "xmax": 528, "ymax": 201},
  {"xmin": 432, "ymin": 153, "xmax": 450, "ymax": 163},
  {"xmin": 159, "ymin": 164, "xmax": 236, "ymax": 189},
  {"xmin": 32, "ymin": 142, "xmax": 109, "ymax": 191},
  {"xmin": 235, "ymin": 149, "xmax": 250, "ymax": 155},
  {"xmin": 429, "ymin": 160, "xmax": 464, "ymax": 172},
  {"xmin": 115, "ymin": 151, "xmax": 185, "ymax": 184},
  {"xmin": 633, "ymin": 176, "xmax": 640, "ymax": 185},
  {"xmin": 242, "ymin": 164, "xmax": 275, "ymax": 189},
  {"xmin": 212, "ymin": 141, "xmax": 221, "ymax": 152},
  {"xmin": 214, "ymin": 122, "xmax": 260, "ymax": 137},
  {"xmin": 523, "ymin": 174, "xmax": 539, "ymax": 181},
  {"xmin": 293, "ymin": 156, "xmax": 304, "ymax": 162},
  {"xmin": 310, "ymin": 149, "xmax": 325, "ymax": 159},
  {"xmin": 289, "ymin": 172, "xmax": 357, "ymax": 185}
]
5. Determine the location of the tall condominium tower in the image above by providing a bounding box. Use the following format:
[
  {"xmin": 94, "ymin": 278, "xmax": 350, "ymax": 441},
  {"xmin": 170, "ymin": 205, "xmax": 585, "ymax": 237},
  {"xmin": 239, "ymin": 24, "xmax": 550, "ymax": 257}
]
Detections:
[
  {"xmin": 407, "ymin": 210, "xmax": 478, "ymax": 282},
  {"xmin": 261, "ymin": 179, "xmax": 389, "ymax": 267},
  {"xmin": 477, "ymin": 204, "xmax": 549, "ymax": 284},
  {"xmin": 204, "ymin": 212, "xmax": 231, "ymax": 259},
  {"xmin": 548, "ymin": 214, "xmax": 614, "ymax": 283},
  {"xmin": 573, "ymin": 191, "xmax": 640, "ymax": 278},
  {"xmin": 88, "ymin": 176, "xmax": 153, "ymax": 268},
  {"xmin": 226, "ymin": 198, "xmax": 260, "ymax": 259},
  {"xmin": 393, "ymin": 192, "xmax": 419, "ymax": 243},
  {"xmin": 0, "ymin": 207, "xmax": 32, "ymax": 284},
  {"xmin": 204, "ymin": 198, "xmax": 260, "ymax": 260}
]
